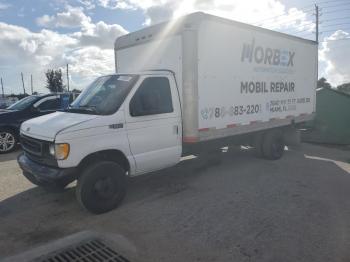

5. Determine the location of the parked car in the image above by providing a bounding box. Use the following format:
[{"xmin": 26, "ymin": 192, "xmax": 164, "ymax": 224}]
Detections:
[{"xmin": 0, "ymin": 93, "xmax": 72, "ymax": 153}]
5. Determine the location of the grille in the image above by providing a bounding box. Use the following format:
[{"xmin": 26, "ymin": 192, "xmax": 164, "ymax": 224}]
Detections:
[
  {"xmin": 21, "ymin": 135, "xmax": 43, "ymax": 156},
  {"xmin": 20, "ymin": 135, "xmax": 58, "ymax": 167},
  {"xmin": 34, "ymin": 238, "xmax": 130, "ymax": 262}
]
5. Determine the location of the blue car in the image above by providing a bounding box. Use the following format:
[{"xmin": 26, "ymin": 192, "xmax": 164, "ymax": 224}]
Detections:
[{"xmin": 0, "ymin": 93, "xmax": 73, "ymax": 153}]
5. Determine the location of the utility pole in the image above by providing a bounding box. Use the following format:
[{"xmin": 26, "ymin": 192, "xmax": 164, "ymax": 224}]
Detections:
[
  {"xmin": 1, "ymin": 77, "xmax": 4, "ymax": 98},
  {"xmin": 31, "ymin": 74, "xmax": 33, "ymax": 94},
  {"xmin": 315, "ymin": 4, "xmax": 319, "ymax": 44},
  {"xmin": 66, "ymin": 64, "xmax": 70, "ymax": 92},
  {"xmin": 315, "ymin": 4, "xmax": 319, "ymax": 85},
  {"xmin": 21, "ymin": 72, "xmax": 26, "ymax": 95}
]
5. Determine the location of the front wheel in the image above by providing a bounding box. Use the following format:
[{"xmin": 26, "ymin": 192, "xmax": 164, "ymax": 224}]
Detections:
[
  {"xmin": 0, "ymin": 128, "xmax": 17, "ymax": 154},
  {"xmin": 76, "ymin": 161, "xmax": 127, "ymax": 214}
]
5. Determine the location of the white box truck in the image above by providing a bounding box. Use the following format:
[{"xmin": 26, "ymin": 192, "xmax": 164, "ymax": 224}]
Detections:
[{"xmin": 17, "ymin": 12, "xmax": 317, "ymax": 214}]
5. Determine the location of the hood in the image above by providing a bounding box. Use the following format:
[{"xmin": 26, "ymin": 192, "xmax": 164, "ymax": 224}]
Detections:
[
  {"xmin": 0, "ymin": 109, "xmax": 20, "ymax": 122},
  {"xmin": 21, "ymin": 111, "xmax": 98, "ymax": 141},
  {"xmin": 0, "ymin": 109, "xmax": 12, "ymax": 113},
  {"xmin": 0, "ymin": 109, "xmax": 17, "ymax": 115}
]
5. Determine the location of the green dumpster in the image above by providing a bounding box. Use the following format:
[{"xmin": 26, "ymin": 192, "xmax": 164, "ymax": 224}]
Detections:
[{"xmin": 302, "ymin": 88, "xmax": 350, "ymax": 145}]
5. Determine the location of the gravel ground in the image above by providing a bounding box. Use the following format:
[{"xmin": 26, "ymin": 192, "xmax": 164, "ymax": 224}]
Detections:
[{"xmin": 0, "ymin": 143, "xmax": 350, "ymax": 261}]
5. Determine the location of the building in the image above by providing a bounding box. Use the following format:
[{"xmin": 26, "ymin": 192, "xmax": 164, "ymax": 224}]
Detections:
[{"xmin": 302, "ymin": 88, "xmax": 350, "ymax": 145}]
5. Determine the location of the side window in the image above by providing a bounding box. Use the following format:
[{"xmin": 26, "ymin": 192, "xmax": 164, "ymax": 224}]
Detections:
[
  {"xmin": 38, "ymin": 98, "xmax": 60, "ymax": 111},
  {"xmin": 130, "ymin": 77, "xmax": 173, "ymax": 117}
]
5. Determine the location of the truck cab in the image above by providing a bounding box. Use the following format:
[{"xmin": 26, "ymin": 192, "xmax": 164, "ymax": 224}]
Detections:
[{"xmin": 18, "ymin": 71, "xmax": 182, "ymax": 214}]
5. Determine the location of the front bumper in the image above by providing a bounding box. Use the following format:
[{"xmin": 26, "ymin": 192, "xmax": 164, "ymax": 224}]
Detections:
[{"xmin": 17, "ymin": 153, "xmax": 77, "ymax": 186}]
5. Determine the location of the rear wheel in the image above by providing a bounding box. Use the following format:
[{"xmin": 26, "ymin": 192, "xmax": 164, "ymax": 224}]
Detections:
[
  {"xmin": 262, "ymin": 129, "xmax": 285, "ymax": 160},
  {"xmin": 76, "ymin": 161, "xmax": 127, "ymax": 214},
  {"xmin": 0, "ymin": 128, "xmax": 17, "ymax": 154}
]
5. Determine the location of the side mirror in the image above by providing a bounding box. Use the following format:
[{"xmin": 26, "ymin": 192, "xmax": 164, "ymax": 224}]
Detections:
[
  {"xmin": 130, "ymin": 100, "xmax": 146, "ymax": 117},
  {"xmin": 129, "ymin": 103, "xmax": 139, "ymax": 117},
  {"xmin": 31, "ymin": 106, "xmax": 40, "ymax": 113}
]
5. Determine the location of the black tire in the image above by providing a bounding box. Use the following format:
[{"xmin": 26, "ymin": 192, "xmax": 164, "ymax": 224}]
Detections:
[
  {"xmin": 76, "ymin": 161, "xmax": 126, "ymax": 214},
  {"xmin": 262, "ymin": 129, "xmax": 285, "ymax": 160},
  {"xmin": 0, "ymin": 128, "xmax": 17, "ymax": 154}
]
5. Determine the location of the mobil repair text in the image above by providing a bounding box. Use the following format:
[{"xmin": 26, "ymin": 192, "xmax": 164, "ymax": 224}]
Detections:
[{"xmin": 240, "ymin": 81, "xmax": 295, "ymax": 94}]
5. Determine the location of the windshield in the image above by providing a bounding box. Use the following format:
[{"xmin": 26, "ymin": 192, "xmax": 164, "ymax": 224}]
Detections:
[
  {"xmin": 7, "ymin": 96, "xmax": 39, "ymax": 111},
  {"xmin": 69, "ymin": 74, "xmax": 139, "ymax": 115}
]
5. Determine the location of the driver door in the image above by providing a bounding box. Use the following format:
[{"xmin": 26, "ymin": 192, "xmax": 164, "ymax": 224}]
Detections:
[{"xmin": 125, "ymin": 75, "xmax": 182, "ymax": 175}]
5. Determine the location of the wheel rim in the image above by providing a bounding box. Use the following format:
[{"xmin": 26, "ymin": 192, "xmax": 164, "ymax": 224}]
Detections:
[
  {"xmin": 0, "ymin": 132, "xmax": 15, "ymax": 152},
  {"xmin": 93, "ymin": 175, "xmax": 118, "ymax": 199}
]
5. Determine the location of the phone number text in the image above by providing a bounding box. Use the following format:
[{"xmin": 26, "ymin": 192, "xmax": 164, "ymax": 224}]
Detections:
[{"xmin": 201, "ymin": 104, "xmax": 262, "ymax": 120}]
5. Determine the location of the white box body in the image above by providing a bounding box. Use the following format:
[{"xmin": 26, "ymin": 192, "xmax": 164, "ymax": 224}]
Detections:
[{"xmin": 115, "ymin": 12, "xmax": 317, "ymax": 143}]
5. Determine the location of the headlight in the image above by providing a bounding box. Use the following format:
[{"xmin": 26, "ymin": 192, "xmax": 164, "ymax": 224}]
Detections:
[
  {"xmin": 49, "ymin": 143, "xmax": 70, "ymax": 160},
  {"xmin": 49, "ymin": 144, "xmax": 55, "ymax": 156}
]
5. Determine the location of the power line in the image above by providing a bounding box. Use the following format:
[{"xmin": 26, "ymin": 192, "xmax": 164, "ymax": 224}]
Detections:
[
  {"xmin": 315, "ymin": 0, "xmax": 350, "ymax": 5},
  {"xmin": 252, "ymin": 0, "xmax": 349, "ymax": 28},
  {"xmin": 321, "ymin": 7, "xmax": 350, "ymax": 15},
  {"xmin": 321, "ymin": 27, "xmax": 350, "ymax": 34},
  {"xmin": 282, "ymin": 21, "xmax": 315, "ymax": 31},
  {"xmin": 299, "ymin": 13, "xmax": 350, "ymax": 33},
  {"xmin": 322, "ymin": 16, "xmax": 350, "ymax": 23},
  {"xmin": 297, "ymin": 31, "xmax": 316, "ymax": 37},
  {"xmin": 251, "ymin": 5, "xmax": 318, "ymax": 41},
  {"xmin": 293, "ymin": 27, "xmax": 315, "ymax": 34},
  {"xmin": 300, "ymin": 0, "xmax": 350, "ymax": 9},
  {"xmin": 255, "ymin": 8, "xmax": 314, "ymax": 25},
  {"xmin": 256, "ymin": 18, "xmax": 316, "ymax": 37},
  {"xmin": 256, "ymin": 14, "xmax": 314, "ymax": 29},
  {"xmin": 321, "ymin": 38, "xmax": 350, "ymax": 43},
  {"xmin": 284, "ymin": 22, "xmax": 316, "ymax": 34},
  {"xmin": 322, "ymin": 22, "xmax": 350, "ymax": 28},
  {"xmin": 250, "ymin": 3, "xmax": 347, "ymax": 39},
  {"xmin": 260, "ymin": 4, "xmax": 349, "ymax": 28},
  {"xmin": 318, "ymin": 1, "xmax": 350, "ymax": 8},
  {"xmin": 296, "ymin": 21, "xmax": 315, "ymax": 27},
  {"xmin": 325, "ymin": 43, "xmax": 350, "ymax": 49},
  {"xmin": 326, "ymin": 38, "xmax": 350, "ymax": 42},
  {"xmin": 252, "ymin": 6, "xmax": 314, "ymax": 25},
  {"xmin": 298, "ymin": 31, "xmax": 316, "ymax": 36}
]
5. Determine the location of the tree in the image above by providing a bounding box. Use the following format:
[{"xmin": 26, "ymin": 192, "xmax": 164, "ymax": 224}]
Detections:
[
  {"xmin": 337, "ymin": 82, "xmax": 350, "ymax": 95},
  {"xmin": 45, "ymin": 69, "xmax": 64, "ymax": 93},
  {"xmin": 71, "ymin": 88, "xmax": 81, "ymax": 94},
  {"xmin": 317, "ymin": 77, "xmax": 332, "ymax": 89}
]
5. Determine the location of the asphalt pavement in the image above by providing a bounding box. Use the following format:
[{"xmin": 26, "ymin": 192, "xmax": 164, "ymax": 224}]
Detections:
[{"xmin": 0, "ymin": 143, "xmax": 350, "ymax": 262}]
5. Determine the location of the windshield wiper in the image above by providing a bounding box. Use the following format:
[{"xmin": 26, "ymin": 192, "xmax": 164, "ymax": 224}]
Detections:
[
  {"xmin": 77, "ymin": 105, "xmax": 98, "ymax": 112},
  {"xmin": 65, "ymin": 105, "xmax": 99, "ymax": 114}
]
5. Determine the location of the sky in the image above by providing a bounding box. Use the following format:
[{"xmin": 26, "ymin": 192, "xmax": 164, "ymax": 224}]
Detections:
[{"xmin": 0, "ymin": 0, "xmax": 349, "ymax": 94}]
